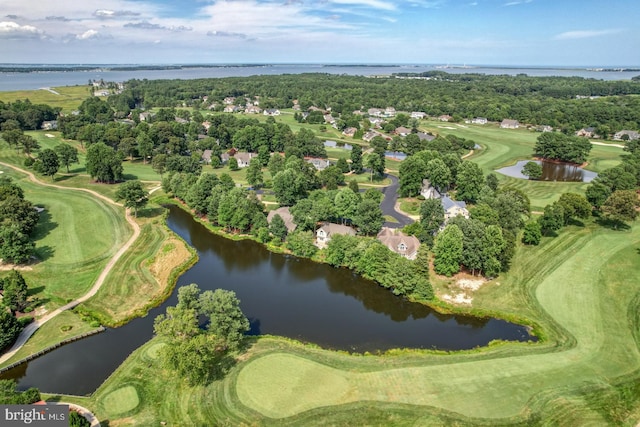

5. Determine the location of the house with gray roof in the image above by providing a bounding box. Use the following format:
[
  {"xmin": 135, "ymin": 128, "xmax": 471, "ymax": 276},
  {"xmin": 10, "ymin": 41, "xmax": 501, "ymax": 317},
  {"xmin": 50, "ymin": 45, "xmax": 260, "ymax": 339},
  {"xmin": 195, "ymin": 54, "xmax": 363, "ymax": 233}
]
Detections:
[
  {"xmin": 417, "ymin": 132, "xmax": 436, "ymax": 142},
  {"xmin": 315, "ymin": 223, "xmax": 356, "ymax": 248},
  {"xmin": 614, "ymin": 130, "xmax": 640, "ymax": 141},
  {"xmin": 267, "ymin": 207, "xmax": 297, "ymax": 233},
  {"xmin": 500, "ymin": 119, "xmax": 519, "ymax": 129},
  {"xmin": 442, "ymin": 196, "xmax": 469, "ymax": 221},
  {"xmin": 306, "ymin": 157, "xmax": 331, "ymax": 171}
]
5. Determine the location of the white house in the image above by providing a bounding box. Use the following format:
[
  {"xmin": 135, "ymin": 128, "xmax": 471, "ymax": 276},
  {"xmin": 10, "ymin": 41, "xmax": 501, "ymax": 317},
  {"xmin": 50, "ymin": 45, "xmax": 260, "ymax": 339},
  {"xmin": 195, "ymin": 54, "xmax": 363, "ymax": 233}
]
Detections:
[
  {"xmin": 442, "ymin": 196, "xmax": 469, "ymax": 221},
  {"xmin": 614, "ymin": 130, "xmax": 640, "ymax": 141},
  {"xmin": 315, "ymin": 223, "xmax": 356, "ymax": 248},
  {"xmin": 411, "ymin": 112, "xmax": 427, "ymax": 119},
  {"xmin": 500, "ymin": 119, "xmax": 519, "ymax": 129},
  {"xmin": 471, "ymin": 117, "xmax": 487, "ymax": 125}
]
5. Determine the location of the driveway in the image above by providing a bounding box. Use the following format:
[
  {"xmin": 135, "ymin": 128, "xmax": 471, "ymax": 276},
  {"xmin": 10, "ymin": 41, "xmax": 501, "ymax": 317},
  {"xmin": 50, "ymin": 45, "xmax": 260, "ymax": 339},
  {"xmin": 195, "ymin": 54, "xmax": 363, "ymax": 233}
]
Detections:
[{"xmin": 380, "ymin": 173, "xmax": 414, "ymax": 228}]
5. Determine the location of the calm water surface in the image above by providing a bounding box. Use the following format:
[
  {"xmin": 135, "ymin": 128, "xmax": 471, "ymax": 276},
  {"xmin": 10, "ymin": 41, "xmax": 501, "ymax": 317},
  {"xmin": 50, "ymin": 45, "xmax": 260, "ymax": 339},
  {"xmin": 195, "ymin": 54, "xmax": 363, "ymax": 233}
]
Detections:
[
  {"xmin": 496, "ymin": 160, "xmax": 598, "ymax": 182},
  {"xmin": 0, "ymin": 64, "xmax": 637, "ymax": 91},
  {"xmin": 0, "ymin": 205, "xmax": 533, "ymax": 394}
]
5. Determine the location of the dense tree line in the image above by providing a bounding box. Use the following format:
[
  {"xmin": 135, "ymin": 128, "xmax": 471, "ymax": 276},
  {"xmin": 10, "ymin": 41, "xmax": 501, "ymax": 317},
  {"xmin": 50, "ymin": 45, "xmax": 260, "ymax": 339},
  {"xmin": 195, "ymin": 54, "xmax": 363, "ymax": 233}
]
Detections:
[
  {"xmin": 533, "ymin": 133, "xmax": 592, "ymax": 164},
  {"xmin": 108, "ymin": 73, "xmax": 640, "ymax": 132},
  {"xmin": 0, "ymin": 270, "xmax": 31, "ymax": 351},
  {"xmin": 0, "ymin": 100, "xmax": 59, "ymax": 131},
  {"xmin": 0, "ymin": 177, "xmax": 38, "ymax": 264}
]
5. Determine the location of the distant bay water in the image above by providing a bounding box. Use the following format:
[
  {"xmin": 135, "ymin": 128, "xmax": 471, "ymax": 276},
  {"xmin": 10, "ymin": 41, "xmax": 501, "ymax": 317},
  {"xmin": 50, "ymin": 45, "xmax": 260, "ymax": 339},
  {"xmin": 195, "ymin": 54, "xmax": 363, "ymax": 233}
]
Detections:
[{"xmin": 0, "ymin": 64, "xmax": 638, "ymax": 92}]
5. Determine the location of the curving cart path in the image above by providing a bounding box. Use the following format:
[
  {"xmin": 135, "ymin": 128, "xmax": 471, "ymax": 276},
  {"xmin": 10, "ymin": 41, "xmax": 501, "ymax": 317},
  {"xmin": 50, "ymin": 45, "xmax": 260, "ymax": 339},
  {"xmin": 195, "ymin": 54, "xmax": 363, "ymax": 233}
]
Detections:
[{"xmin": 0, "ymin": 162, "xmax": 141, "ymax": 365}]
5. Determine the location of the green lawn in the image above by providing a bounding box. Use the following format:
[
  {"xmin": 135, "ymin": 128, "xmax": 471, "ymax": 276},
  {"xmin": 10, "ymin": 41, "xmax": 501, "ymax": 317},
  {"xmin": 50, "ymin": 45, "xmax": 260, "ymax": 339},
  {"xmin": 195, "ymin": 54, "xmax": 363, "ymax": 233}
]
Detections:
[
  {"xmin": 0, "ymin": 86, "xmax": 91, "ymax": 113},
  {"xmin": 60, "ymin": 219, "xmax": 640, "ymax": 425},
  {"xmin": 0, "ymin": 165, "xmax": 131, "ymax": 305}
]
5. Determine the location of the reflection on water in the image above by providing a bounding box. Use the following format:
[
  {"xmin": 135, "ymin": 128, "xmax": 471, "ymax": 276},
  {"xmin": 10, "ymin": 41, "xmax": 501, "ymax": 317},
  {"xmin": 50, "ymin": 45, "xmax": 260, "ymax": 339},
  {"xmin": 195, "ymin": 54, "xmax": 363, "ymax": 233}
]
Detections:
[
  {"xmin": 496, "ymin": 160, "xmax": 597, "ymax": 182},
  {"xmin": 0, "ymin": 205, "xmax": 534, "ymax": 395}
]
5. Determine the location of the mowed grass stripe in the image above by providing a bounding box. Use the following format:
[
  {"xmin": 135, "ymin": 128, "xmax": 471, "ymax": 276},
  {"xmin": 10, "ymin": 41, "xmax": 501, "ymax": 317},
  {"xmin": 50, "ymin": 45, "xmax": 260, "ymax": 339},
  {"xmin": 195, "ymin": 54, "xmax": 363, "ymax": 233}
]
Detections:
[{"xmin": 235, "ymin": 225, "xmax": 640, "ymax": 420}]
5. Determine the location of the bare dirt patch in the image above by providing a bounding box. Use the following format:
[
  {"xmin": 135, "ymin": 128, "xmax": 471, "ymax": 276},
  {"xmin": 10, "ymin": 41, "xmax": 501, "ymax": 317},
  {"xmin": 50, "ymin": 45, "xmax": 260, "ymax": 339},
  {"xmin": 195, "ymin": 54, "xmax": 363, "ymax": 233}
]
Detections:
[{"xmin": 440, "ymin": 277, "xmax": 486, "ymax": 306}]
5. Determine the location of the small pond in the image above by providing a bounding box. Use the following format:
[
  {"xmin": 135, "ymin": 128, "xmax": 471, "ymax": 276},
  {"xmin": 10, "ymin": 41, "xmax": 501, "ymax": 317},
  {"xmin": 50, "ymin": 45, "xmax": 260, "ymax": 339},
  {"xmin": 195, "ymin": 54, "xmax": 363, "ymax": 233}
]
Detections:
[
  {"xmin": 1, "ymin": 205, "xmax": 534, "ymax": 395},
  {"xmin": 496, "ymin": 160, "xmax": 597, "ymax": 182}
]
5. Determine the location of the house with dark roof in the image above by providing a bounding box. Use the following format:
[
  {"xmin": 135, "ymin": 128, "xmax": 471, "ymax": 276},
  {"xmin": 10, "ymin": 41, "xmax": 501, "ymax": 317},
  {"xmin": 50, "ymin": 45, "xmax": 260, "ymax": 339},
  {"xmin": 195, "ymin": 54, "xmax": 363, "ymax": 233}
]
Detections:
[
  {"xmin": 576, "ymin": 127, "xmax": 598, "ymax": 138},
  {"xmin": 442, "ymin": 196, "xmax": 469, "ymax": 221}
]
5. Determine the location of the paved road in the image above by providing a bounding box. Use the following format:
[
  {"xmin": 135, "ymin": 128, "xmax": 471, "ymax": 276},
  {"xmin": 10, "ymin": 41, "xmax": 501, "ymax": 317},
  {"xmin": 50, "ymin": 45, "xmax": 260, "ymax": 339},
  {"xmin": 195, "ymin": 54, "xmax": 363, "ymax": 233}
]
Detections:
[{"xmin": 380, "ymin": 173, "xmax": 414, "ymax": 228}]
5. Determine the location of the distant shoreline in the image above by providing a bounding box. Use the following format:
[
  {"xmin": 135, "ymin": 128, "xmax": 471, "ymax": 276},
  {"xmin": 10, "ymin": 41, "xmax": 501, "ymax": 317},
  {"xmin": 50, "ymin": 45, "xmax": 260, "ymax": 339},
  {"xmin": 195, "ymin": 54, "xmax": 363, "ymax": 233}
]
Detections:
[{"xmin": 1, "ymin": 64, "xmax": 639, "ymax": 74}]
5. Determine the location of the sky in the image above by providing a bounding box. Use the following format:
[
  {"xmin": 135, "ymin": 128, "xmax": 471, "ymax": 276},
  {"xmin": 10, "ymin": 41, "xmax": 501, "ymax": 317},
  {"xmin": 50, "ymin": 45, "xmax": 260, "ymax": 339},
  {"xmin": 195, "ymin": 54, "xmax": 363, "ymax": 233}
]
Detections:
[{"xmin": 0, "ymin": 0, "xmax": 638, "ymax": 66}]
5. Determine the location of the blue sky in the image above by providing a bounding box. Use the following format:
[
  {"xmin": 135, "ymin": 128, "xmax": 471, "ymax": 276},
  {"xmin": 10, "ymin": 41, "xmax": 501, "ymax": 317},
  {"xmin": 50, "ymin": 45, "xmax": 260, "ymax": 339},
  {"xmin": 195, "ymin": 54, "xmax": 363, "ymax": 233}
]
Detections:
[{"xmin": 0, "ymin": 0, "xmax": 638, "ymax": 65}]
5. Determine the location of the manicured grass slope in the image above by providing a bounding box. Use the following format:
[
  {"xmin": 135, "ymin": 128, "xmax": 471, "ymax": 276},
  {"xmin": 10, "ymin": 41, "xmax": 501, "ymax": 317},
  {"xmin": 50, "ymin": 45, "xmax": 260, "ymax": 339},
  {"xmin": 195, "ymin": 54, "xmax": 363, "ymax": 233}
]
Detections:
[
  {"xmin": 0, "ymin": 166, "xmax": 131, "ymax": 304},
  {"xmin": 0, "ymin": 86, "xmax": 90, "ymax": 113},
  {"xmin": 79, "ymin": 222, "xmax": 640, "ymax": 425}
]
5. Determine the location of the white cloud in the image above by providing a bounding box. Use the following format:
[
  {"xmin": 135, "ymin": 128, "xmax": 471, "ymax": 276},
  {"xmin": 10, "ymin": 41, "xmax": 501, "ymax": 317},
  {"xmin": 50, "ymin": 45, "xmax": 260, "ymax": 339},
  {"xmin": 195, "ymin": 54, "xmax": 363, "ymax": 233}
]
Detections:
[
  {"xmin": 76, "ymin": 29, "xmax": 100, "ymax": 40},
  {"xmin": 94, "ymin": 9, "xmax": 140, "ymax": 19},
  {"xmin": 554, "ymin": 29, "xmax": 622, "ymax": 40},
  {"xmin": 329, "ymin": 0, "xmax": 396, "ymax": 11},
  {"xmin": 504, "ymin": 0, "xmax": 532, "ymax": 6},
  {"xmin": 0, "ymin": 21, "xmax": 44, "ymax": 39}
]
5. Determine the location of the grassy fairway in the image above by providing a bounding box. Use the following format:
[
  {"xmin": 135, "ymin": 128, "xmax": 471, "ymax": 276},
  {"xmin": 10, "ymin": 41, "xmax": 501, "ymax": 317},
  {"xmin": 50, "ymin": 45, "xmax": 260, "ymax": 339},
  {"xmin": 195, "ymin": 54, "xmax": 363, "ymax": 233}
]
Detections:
[
  {"xmin": 74, "ymin": 221, "xmax": 640, "ymax": 425},
  {"xmin": 0, "ymin": 86, "xmax": 91, "ymax": 113},
  {"xmin": 80, "ymin": 208, "xmax": 195, "ymax": 326},
  {"xmin": 0, "ymin": 166, "xmax": 131, "ymax": 304}
]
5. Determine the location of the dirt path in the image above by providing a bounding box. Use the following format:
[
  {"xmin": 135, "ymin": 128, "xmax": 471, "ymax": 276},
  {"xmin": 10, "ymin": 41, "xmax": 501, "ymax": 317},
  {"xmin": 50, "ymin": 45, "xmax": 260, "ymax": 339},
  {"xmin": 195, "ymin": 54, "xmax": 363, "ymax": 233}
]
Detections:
[{"xmin": 0, "ymin": 162, "xmax": 141, "ymax": 365}]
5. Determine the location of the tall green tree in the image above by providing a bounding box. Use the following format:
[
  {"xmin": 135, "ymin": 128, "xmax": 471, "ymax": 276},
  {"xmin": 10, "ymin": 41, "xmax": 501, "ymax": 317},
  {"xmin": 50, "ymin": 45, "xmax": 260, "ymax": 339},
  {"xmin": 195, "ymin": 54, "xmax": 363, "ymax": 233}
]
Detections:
[
  {"xmin": 521, "ymin": 161, "xmax": 542, "ymax": 180},
  {"xmin": 419, "ymin": 198, "xmax": 445, "ymax": 246},
  {"xmin": 37, "ymin": 148, "xmax": 59, "ymax": 180},
  {"xmin": 115, "ymin": 180, "xmax": 149, "ymax": 217},
  {"xmin": 269, "ymin": 214, "xmax": 288, "ymax": 241},
  {"xmin": 399, "ymin": 156, "xmax": 427, "ymax": 197},
  {"xmin": 538, "ymin": 202, "xmax": 565, "ymax": 235},
  {"xmin": 55, "ymin": 143, "xmax": 79, "ymax": 173},
  {"xmin": 455, "ymin": 161, "xmax": 484, "ymax": 202},
  {"xmin": 0, "ymin": 224, "xmax": 34, "ymax": 264},
  {"xmin": 2, "ymin": 269, "xmax": 28, "ymax": 314},
  {"xmin": 334, "ymin": 187, "xmax": 360, "ymax": 223},
  {"xmin": 353, "ymin": 199, "xmax": 384, "ymax": 236},
  {"xmin": 350, "ymin": 144, "xmax": 363, "ymax": 173},
  {"xmin": 199, "ymin": 289, "xmax": 250, "ymax": 350},
  {"xmin": 86, "ymin": 142, "xmax": 123, "ymax": 183},
  {"xmin": 433, "ymin": 224, "xmax": 463, "ymax": 276},
  {"xmin": 245, "ymin": 160, "xmax": 264, "ymax": 188},
  {"xmin": 601, "ymin": 190, "xmax": 639, "ymax": 228}
]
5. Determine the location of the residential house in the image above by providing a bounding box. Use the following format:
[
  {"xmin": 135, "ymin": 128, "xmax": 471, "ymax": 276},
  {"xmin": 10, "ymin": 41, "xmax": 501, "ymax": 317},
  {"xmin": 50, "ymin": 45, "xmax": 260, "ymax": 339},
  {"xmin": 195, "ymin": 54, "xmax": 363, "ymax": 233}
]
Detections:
[
  {"xmin": 323, "ymin": 114, "xmax": 336, "ymax": 125},
  {"xmin": 267, "ymin": 207, "xmax": 297, "ymax": 233},
  {"xmin": 442, "ymin": 196, "xmax": 469, "ymax": 221},
  {"xmin": 438, "ymin": 114, "xmax": 452, "ymax": 122},
  {"xmin": 202, "ymin": 121, "xmax": 211, "ymax": 131},
  {"xmin": 614, "ymin": 130, "xmax": 640, "ymax": 141},
  {"xmin": 308, "ymin": 106, "xmax": 324, "ymax": 112},
  {"xmin": 94, "ymin": 90, "xmax": 110, "ymax": 97},
  {"xmin": 471, "ymin": 117, "xmax": 487, "ymax": 125},
  {"xmin": 376, "ymin": 228, "xmax": 421, "ymax": 260},
  {"xmin": 223, "ymin": 97, "xmax": 236, "ymax": 105},
  {"xmin": 411, "ymin": 112, "xmax": 427, "ymax": 119},
  {"xmin": 245, "ymin": 105, "xmax": 262, "ymax": 114},
  {"xmin": 263, "ymin": 109, "xmax": 280, "ymax": 116},
  {"xmin": 384, "ymin": 107, "xmax": 396, "ymax": 117},
  {"xmin": 41, "ymin": 120, "xmax": 58, "ymax": 130},
  {"xmin": 315, "ymin": 222, "xmax": 356, "ymax": 248},
  {"xmin": 538, "ymin": 125, "xmax": 553, "ymax": 132},
  {"xmin": 324, "ymin": 140, "xmax": 337, "ymax": 148},
  {"xmin": 417, "ymin": 132, "xmax": 435, "ymax": 142},
  {"xmin": 576, "ymin": 127, "xmax": 598, "ymax": 138},
  {"xmin": 234, "ymin": 152, "xmax": 257, "ymax": 168},
  {"xmin": 139, "ymin": 111, "xmax": 154, "ymax": 122},
  {"xmin": 500, "ymin": 119, "xmax": 519, "ymax": 129},
  {"xmin": 201, "ymin": 149, "xmax": 213, "ymax": 164},
  {"xmin": 420, "ymin": 180, "xmax": 441, "ymax": 199},
  {"xmin": 342, "ymin": 127, "xmax": 357, "ymax": 137},
  {"xmin": 363, "ymin": 130, "xmax": 383, "ymax": 142},
  {"xmin": 368, "ymin": 117, "xmax": 384, "ymax": 128},
  {"xmin": 175, "ymin": 117, "xmax": 189, "ymax": 124},
  {"xmin": 368, "ymin": 108, "xmax": 383, "ymax": 117},
  {"xmin": 223, "ymin": 105, "xmax": 237, "ymax": 113},
  {"xmin": 395, "ymin": 126, "xmax": 412, "ymax": 137},
  {"xmin": 306, "ymin": 157, "xmax": 331, "ymax": 171}
]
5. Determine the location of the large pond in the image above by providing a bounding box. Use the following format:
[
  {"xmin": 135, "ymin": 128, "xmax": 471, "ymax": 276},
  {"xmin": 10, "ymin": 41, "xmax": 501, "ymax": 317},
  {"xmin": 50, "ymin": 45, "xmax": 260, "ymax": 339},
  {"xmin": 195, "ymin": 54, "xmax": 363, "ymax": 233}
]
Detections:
[
  {"xmin": 496, "ymin": 160, "xmax": 597, "ymax": 182},
  {"xmin": 1, "ymin": 206, "xmax": 534, "ymax": 395}
]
